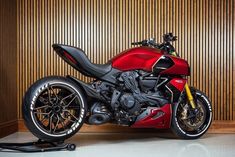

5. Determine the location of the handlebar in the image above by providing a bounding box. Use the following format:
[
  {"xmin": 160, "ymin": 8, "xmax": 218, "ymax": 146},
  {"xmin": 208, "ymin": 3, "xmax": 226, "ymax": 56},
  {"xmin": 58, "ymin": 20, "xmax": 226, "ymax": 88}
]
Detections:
[
  {"xmin": 131, "ymin": 33, "xmax": 177, "ymax": 55},
  {"xmin": 131, "ymin": 38, "xmax": 160, "ymax": 48},
  {"xmin": 131, "ymin": 41, "xmax": 143, "ymax": 45}
]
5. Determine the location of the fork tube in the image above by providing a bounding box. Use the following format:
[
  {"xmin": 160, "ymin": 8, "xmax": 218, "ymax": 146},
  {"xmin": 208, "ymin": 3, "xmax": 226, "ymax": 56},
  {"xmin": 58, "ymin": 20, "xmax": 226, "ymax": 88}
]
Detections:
[{"xmin": 185, "ymin": 83, "xmax": 196, "ymax": 109}]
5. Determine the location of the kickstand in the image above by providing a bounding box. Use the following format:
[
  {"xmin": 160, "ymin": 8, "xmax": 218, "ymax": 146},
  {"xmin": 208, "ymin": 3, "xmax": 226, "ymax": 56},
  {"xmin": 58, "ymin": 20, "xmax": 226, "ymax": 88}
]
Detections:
[{"xmin": 0, "ymin": 139, "xmax": 76, "ymax": 152}]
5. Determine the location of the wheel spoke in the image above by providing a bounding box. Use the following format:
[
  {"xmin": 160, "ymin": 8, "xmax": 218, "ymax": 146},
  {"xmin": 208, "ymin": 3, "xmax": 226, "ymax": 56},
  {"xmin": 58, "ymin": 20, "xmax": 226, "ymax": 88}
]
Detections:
[
  {"xmin": 67, "ymin": 118, "xmax": 76, "ymax": 123},
  {"xmin": 41, "ymin": 115, "xmax": 48, "ymax": 123},
  {"xmin": 47, "ymin": 87, "xmax": 52, "ymax": 103},
  {"xmin": 49, "ymin": 113, "xmax": 54, "ymax": 133},
  {"xmin": 53, "ymin": 115, "xmax": 60, "ymax": 133},
  {"xmin": 34, "ymin": 105, "xmax": 50, "ymax": 110},
  {"xmin": 61, "ymin": 92, "xmax": 76, "ymax": 102},
  {"xmin": 64, "ymin": 110, "xmax": 79, "ymax": 121},
  {"xmin": 63, "ymin": 95, "xmax": 78, "ymax": 107},
  {"xmin": 34, "ymin": 111, "xmax": 50, "ymax": 115},
  {"xmin": 60, "ymin": 114, "xmax": 76, "ymax": 123},
  {"xmin": 50, "ymin": 86, "xmax": 59, "ymax": 101},
  {"xmin": 47, "ymin": 86, "xmax": 59, "ymax": 104},
  {"xmin": 58, "ymin": 116, "xmax": 66, "ymax": 130}
]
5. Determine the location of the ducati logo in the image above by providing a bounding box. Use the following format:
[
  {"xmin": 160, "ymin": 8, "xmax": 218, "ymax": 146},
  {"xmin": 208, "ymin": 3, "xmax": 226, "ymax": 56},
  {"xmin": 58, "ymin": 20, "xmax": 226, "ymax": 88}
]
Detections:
[{"xmin": 175, "ymin": 79, "xmax": 183, "ymax": 83}]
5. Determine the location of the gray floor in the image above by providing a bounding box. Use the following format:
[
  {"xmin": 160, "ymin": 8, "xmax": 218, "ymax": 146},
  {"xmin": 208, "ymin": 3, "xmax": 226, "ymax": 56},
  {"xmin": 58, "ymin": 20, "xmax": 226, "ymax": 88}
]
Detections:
[{"xmin": 0, "ymin": 132, "xmax": 235, "ymax": 157}]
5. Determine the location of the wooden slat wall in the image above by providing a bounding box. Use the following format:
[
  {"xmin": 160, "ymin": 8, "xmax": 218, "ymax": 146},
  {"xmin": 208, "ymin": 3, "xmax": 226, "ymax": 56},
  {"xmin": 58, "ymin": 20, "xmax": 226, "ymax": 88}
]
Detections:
[
  {"xmin": 17, "ymin": 0, "xmax": 235, "ymax": 123},
  {"xmin": 0, "ymin": 0, "xmax": 18, "ymax": 137}
]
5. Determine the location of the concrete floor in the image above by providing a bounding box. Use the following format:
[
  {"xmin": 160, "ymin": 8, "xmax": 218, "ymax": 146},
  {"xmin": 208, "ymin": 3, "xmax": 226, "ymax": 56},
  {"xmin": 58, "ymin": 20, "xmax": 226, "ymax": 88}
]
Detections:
[{"xmin": 0, "ymin": 132, "xmax": 235, "ymax": 157}]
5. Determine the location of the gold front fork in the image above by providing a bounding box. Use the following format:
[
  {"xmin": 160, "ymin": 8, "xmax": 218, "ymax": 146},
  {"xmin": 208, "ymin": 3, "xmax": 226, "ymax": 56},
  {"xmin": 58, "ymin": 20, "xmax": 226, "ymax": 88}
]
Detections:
[
  {"xmin": 185, "ymin": 83, "xmax": 196, "ymax": 109},
  {"xmin": 170, "ymin": 52, "xmax": 196, "ymax": 109}
]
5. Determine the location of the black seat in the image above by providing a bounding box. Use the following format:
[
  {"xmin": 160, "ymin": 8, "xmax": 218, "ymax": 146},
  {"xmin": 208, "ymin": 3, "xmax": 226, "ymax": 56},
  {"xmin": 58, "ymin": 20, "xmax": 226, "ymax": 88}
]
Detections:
[{"xmin": 52, "ymin": 44, "xmax": 112, "ymax": 78}]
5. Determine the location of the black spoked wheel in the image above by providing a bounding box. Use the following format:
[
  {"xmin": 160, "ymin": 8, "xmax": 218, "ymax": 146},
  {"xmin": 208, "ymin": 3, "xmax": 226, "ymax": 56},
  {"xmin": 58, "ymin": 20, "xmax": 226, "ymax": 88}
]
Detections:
[
  {"xmin": 171, "ymin": 87, "xmax": 212, "ymax": 139},
  {"xmin": 23, "ymin": 76, "xmax": 87, "ymax": 142},
  {"xmin": 32, "ymin": 84, "xmax": 81, "ymax": 135}
]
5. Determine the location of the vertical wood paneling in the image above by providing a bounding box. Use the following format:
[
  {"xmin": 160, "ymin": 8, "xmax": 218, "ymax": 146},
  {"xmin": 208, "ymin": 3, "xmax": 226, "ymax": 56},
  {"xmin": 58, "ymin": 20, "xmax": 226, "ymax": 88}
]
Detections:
[
  {"xmin": 17, "ymin": 0, "xmax": 235, "ymax": 121},
  {"xmin": 0, "ymin": 0, "xmax": 18, "ymax": 137}
]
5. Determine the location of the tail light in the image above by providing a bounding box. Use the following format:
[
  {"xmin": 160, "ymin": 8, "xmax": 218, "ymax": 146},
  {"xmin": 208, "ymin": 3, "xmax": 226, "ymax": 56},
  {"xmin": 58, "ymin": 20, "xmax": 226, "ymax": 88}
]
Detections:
[{"xmin": 63, "ymin": 51, "xmax": 77, "ymax": 65}]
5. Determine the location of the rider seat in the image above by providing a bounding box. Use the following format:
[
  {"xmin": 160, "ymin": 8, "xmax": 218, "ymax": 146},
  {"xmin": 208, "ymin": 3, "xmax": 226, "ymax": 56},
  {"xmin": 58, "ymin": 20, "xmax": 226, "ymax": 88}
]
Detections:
[{"xmin": 52, "ymin": 44, "xmax": 112, "ymax": 77}]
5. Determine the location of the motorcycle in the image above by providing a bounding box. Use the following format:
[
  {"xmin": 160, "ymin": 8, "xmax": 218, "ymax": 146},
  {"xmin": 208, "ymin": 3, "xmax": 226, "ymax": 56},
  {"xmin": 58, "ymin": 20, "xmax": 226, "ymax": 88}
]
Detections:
[{"xmin": 22, "ymin": 33, "xmax": 212, "ymax": 142}]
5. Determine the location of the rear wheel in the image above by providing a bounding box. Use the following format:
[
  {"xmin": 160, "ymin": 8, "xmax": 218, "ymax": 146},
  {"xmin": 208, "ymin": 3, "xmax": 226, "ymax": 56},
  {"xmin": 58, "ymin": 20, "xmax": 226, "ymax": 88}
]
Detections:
[
  {"xmin": 22, "ymin": 76, "xmax": 87, "ymax": 142},
  {"xmin": 171, "ymin": 87, "xmax": 212, "ymax": 139}
]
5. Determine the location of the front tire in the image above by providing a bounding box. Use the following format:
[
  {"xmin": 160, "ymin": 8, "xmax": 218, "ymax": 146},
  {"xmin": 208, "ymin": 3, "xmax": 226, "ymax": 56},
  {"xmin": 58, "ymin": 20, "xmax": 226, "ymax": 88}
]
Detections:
[
  {"xmin": 22, "ymin": 76, "xmax": 87, "ymax": 142},
  {"xmin": 171, "ymin": 87, "xmax": 212, "ymax": 139}
]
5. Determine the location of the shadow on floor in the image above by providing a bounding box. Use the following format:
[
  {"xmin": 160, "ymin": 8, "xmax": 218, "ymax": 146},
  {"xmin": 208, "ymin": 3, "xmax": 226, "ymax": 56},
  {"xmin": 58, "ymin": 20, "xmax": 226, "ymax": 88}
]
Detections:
[{"xmin": 68, "ymin": 130, "xmax": 214, "ymax": 147}]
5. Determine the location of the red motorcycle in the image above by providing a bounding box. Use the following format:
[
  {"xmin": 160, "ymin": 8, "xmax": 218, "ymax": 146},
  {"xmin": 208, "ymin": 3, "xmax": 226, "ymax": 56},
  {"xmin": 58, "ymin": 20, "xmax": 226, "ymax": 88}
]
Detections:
[{"xmin": 22, "ymin": 33, "xmax": 212, "ymax": 142}]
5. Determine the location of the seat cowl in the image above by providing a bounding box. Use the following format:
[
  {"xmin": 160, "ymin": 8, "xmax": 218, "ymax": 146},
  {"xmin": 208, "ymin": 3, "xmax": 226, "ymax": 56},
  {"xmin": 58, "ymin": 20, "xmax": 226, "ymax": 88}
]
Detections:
[{"xmin": 52, "ymin": 44, "xmax": 112, "ymax": 78}]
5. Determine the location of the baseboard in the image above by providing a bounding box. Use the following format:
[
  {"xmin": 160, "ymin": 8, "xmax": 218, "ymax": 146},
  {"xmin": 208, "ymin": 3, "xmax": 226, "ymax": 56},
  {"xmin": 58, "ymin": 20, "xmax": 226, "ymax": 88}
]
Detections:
[
  {"xmin": 18, "ymin": 119, "xmax": 235, "ymax": 133},
  {"xmin": 0, "ymin": 119, "xmax": 18, "ymax": 138},
  {"xmin": 208, "ymin": 120, "xmax": 235, "ymax": 133}
]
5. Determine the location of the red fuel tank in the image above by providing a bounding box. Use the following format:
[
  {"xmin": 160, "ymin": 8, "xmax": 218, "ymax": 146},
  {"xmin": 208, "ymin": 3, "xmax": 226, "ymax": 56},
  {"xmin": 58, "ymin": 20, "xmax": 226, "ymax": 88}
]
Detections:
[
  {"xmin": 111, "ymin": 47, "xmax": 162, "ymax": 72},
  {"xmin": 111, "ymin": 46, "xmax": 190, "ymax": 76}
]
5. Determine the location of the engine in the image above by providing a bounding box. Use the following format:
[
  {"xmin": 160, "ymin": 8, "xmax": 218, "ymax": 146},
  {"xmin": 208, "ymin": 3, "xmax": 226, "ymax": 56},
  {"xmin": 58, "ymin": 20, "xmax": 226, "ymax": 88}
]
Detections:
[
  {"xmin": 87, "ymin": 70, "xmax": 170, "ymax": 125},
  {"xmin": 110, "ymin": 71, "xmax": 170, "ymax": 125}
]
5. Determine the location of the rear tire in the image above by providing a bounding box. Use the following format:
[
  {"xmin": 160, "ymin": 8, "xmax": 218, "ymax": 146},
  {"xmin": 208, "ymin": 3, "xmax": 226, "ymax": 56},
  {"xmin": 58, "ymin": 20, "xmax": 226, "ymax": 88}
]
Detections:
[
  {"xmin": 22, "ymin": 76, "xmax": 87, "ymax": 142},
  {"xmin": 171, "ymin": 87, "xmax": 212, "ymax": 139}
]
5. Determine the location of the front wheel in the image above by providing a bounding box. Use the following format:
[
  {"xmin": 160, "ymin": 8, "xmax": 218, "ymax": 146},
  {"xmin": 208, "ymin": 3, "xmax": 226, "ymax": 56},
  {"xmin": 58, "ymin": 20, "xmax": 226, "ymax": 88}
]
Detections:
[
  {"xmin": 171, "ymin": 87, "xmax": 212, "ymax": 139},
  {"xmin": 22, "ymin": 76, "xmax": 87, "ymax": 142}
]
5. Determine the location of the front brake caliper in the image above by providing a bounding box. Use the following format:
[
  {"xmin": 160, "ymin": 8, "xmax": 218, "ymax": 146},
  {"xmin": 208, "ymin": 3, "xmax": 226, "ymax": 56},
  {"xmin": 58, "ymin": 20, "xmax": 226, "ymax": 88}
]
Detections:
[{"xmin": 181, "ymin": 104, "xmax": 188, "ymax": 120}]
